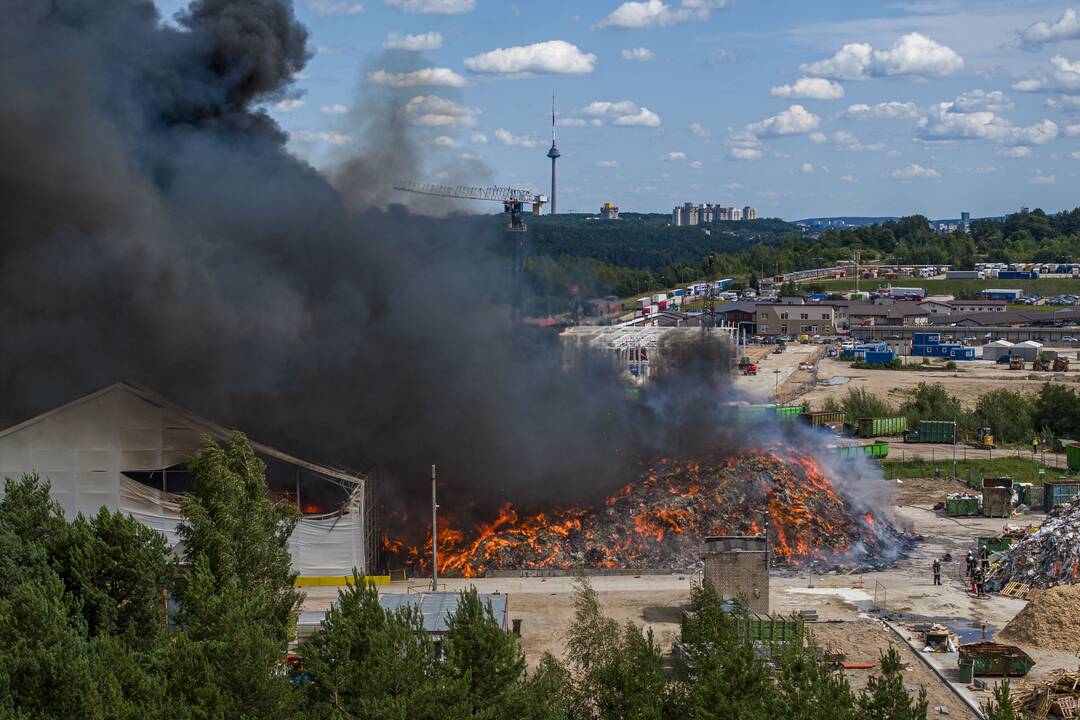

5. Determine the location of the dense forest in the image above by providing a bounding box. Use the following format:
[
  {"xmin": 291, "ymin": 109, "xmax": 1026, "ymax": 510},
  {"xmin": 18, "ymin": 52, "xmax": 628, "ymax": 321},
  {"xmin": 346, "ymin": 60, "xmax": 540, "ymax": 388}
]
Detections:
[{"xmin": 510, "ymin": 207, "xmax": 1080, "ymax": 311}]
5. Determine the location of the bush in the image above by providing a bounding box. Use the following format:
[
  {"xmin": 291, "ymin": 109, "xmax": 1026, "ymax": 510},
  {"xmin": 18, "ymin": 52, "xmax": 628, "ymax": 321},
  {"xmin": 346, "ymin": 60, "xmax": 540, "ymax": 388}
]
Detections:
[
  {"xmin": 974, "ymin": 390, "xmax": 1034, "ymax": 443},
  {"xmin": 900, "ymin": 382, "xmax": 975, "ymax": 433},
  {"xmin": 840, "ymin": 388, "xmax": 894, "ymax": 421}
]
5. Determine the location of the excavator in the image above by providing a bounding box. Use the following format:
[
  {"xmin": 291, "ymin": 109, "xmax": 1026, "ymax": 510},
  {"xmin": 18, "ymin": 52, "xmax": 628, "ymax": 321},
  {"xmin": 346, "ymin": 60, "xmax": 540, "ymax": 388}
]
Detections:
[
  {"xmin": 1009, "ymin": 356, "xmax": 1024, "ymax": 370},
  {"xmin": 1033, "ymin": 355, "xmax": 1052, "ymax": 372},
  {"xmin": 971, "ymin": 427, "xmax": 996, "ymax": 450},
  {"xmin": 1054, "ymin": 356, "xmax": 1071, "ymax": 372}
]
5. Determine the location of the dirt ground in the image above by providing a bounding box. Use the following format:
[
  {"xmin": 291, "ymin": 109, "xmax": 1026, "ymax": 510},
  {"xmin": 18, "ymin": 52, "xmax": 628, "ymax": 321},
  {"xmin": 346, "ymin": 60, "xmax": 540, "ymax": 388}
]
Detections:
[
  {"xmin": 800, "ymin": 356, "xmax": 1079, "ymax": 411},
  {"xmin": 733, "ymin": 343, "xmax": 823, "ymax": 402}
]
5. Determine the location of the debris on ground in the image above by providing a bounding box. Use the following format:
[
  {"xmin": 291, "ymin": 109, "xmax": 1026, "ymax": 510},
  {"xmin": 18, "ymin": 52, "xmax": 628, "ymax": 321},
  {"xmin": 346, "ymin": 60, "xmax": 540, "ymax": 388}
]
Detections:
[
  {"xmin": 1010, "ymin": 669, "xmax": 1080, "ymax": 718},
  {"xmin": 990, "ymin": 502, "xmax": 1080, "ymax": 589},
  {"xmin": 998, "ymin": 585, "xmax": 1080, "ymax": 651}
]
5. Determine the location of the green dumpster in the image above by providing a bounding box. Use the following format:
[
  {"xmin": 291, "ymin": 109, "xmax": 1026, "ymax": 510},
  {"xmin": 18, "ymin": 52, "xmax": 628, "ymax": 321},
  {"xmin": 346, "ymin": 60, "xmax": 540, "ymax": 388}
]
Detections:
[
  {"xmin": 958, "ymin": 642, "xmax": 1035, "ymax": 677},
  {"xmin": 958, "ymin": 658, "xmax": 974, "ymax": 684}
]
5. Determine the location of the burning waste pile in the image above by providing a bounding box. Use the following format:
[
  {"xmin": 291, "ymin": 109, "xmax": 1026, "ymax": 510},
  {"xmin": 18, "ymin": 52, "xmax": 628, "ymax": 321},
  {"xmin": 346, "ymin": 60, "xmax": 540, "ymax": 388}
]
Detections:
[
  {"xmin": 387, "ymin": 448, "xmax": 913, "ymax": 578},
  {"xmin": 990, "ymin": 501, "xmax": 1080, "ymax": 590}
]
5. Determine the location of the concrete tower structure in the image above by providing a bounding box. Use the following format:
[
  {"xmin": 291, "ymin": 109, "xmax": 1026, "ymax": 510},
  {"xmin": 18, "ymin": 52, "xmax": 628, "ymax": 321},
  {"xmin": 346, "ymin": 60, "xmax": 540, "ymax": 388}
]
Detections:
[{"xmin": 547, "ymin": 96, "xmax": 560, "ymax": 215}]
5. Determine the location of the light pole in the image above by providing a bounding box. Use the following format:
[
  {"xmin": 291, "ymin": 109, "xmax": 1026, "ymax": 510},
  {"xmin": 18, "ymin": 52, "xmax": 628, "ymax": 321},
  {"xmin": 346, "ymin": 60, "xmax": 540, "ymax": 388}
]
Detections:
[
  {"xmin": 773, "ymin": 369, "xmax": 782, "ymax": 401},
  {"xmin": 431, "ymin": 464, "xmax": 439, "ymax": 592}
]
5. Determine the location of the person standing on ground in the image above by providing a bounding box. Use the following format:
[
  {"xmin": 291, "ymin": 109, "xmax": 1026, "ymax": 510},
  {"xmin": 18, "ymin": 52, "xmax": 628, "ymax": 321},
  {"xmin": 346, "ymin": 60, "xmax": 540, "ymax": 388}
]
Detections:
[
  {"xmin": 973, "ymin": 567, "xmax": 984, "ymax": 595},
  {"xmin": 980, "ymin": 545, "xmax": 990, "ymax": 574},
  {"xmin": 932, "ymin": 559, "xmax": 942, "ymax": 586},
  {"xmin": 966, "ymin": 550, "xmax": 975, "ymax": 577}
]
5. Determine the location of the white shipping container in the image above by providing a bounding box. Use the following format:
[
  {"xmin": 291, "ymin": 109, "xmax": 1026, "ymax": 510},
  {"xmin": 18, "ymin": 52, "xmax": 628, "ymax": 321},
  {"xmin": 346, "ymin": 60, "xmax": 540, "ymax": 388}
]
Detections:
[{"xmin": 652, "ymin": 294, "xmax": 666, "ymax": 303}]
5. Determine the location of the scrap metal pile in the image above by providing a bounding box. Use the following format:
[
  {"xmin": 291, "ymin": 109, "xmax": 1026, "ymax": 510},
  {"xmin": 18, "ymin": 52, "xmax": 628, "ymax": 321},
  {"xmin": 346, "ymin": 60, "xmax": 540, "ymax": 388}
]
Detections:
[
  {"xmin": 991, "ymin": 502, "xmax": 1080, "ymax": 590},
  {"xmin": 388, "ymin": 448, "xmax": 912, "ymax": 577}
]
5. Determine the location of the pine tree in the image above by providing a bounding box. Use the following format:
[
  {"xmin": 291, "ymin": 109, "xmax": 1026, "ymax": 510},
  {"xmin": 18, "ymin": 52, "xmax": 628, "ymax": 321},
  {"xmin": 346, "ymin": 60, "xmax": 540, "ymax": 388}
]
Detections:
[
  {"xmin": 773, "ymin": 631, "xmax": 857, "ymax": 720},
  {"xmin": 443, "ymin": 587, "xmax": 526, "ymax": 715},
  {"xmin": 299, "ymin": 572, "xmax": 462, "ymax": 720},
  {"xmin": 856, "ymin": 646, "xmax": 929, "ymax": 720},
  {"xmin": 162, "ymin": 433, "xmax": 303, "ymax": 718},
  {"xmin": 982, "ymin": 680, "xmax": 1028, "ymax": 720}
]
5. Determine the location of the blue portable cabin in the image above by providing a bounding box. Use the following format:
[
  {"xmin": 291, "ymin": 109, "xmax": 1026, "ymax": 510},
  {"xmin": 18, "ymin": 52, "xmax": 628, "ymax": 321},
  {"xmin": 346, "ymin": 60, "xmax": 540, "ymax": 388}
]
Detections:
[
  {"xmin": 947, "ymin": 345, "xmax": 976, "ymax": 361},
  {"xmin": 998, "ymin": 271, "xmax": 1038, "ymax": 280},
  {"xmin": 912, "ymin": 332, "xmax": 941, "ymax": 346},
  {"xmin": 863, "ymin": 351, "xmax": 896, "ymax": 365}
]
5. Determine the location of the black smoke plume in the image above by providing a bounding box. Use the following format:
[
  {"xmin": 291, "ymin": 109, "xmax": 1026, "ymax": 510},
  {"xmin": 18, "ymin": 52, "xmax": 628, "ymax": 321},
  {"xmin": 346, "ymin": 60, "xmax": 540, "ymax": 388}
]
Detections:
[{"xmin": 0, "ymin": 0, "xmax": 738, "ymax": 528}]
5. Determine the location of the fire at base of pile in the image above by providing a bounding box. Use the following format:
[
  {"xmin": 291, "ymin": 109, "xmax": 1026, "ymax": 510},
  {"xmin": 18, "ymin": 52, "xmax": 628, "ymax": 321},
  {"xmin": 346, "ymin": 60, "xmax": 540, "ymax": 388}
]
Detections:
[{"xmin": 390, "ymin": 448, "xmax": 913, "ymax": 578}]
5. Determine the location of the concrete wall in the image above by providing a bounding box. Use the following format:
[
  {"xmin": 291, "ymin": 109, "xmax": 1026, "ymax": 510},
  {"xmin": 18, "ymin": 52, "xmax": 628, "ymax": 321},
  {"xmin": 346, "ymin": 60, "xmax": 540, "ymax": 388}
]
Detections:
[{"xmin": 703, "ymin": 536, "xmax": 769, "ymax": 614}]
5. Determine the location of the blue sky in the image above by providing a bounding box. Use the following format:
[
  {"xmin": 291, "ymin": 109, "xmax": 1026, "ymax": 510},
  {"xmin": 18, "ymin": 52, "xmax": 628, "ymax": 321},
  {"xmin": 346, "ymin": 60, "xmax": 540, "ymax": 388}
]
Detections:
[{"xmin": 163, "ymin": 1, "xmax": 1080, "ymax": 219}]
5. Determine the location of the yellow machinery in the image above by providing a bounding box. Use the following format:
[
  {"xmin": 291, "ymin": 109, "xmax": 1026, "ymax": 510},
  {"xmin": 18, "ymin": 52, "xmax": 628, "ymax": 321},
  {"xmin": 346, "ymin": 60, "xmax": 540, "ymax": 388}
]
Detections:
[
  {"xmin": 1054, "ymin": 356, "xmax": 1070, "ymax": 372},
  {"xmin": 1009, "ymin": 356, "xmax": 1023, "ymax": 370},
  {"xmin": 973, "ymin": 427, "xmax": 996, "ymax": 449}
]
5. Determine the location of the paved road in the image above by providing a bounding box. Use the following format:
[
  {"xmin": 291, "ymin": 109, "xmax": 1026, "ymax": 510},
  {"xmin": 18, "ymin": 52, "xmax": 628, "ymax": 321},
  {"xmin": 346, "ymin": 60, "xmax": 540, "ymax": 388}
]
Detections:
[{"xmin": 733, "ymin": 343, "xmax": 822, "ymax": 402}]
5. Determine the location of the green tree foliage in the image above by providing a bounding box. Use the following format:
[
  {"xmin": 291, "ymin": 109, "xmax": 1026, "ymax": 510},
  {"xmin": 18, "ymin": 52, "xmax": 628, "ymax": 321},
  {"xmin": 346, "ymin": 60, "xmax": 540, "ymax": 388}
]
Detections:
[
  {"xmin": 975, "ymin": 390, "xmax": 1035, "ymax": 443},
  {"xmin": 676, "ymin": 582, "xmax": 774, "ymax": 719},
  {"xmin": 773, "ymin": 632, "xmax": 857, "ymax": 720},
  {"xmin": 900, "ymin": 383, "xmax": 974, "ymax": 432},
  {"xmin": 443, "ymin": 587, "xmax": 527, "ymax": 715},
  {"xmin": 856, "ymin": 647, "xmax": 928, "ymax": 720},
  {"xmin": 839, "ymin": 388, "xmax": 895, "ymax": 422},
  {"xmin": 163, "ymin": 433, "xmax": 303, "ymax": 718},
  {"xmin": 298, "ymin": 574, "xmax": 458, "ymax": 720},
  {"xmin": 1032, "ymin": 382, "xmax": 1080, "ymax": 439},
  {"xmin": 564, "ymin": 574, "xmax": 670, "ymax": 720},
  {"xmin": 982, "ymin": 679, "xmax": 1028, "ymax": 720}
]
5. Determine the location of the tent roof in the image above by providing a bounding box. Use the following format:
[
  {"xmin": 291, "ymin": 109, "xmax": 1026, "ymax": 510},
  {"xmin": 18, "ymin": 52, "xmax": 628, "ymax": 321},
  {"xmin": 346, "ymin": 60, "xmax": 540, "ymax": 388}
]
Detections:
[
  {"xmin": 0, "ymin": 382, "xmax": 365, "ymax": 488},
  {"xmin": 985, "ymin": 340, "xmax": 1015, "ymax": 347}
]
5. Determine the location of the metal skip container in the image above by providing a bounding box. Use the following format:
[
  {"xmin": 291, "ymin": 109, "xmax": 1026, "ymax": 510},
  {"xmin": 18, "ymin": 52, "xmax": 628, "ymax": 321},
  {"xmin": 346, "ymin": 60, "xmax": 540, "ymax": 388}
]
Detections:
[{"xmin": 856, "ymin": 417, "xmax": 908, "ymax": 438}]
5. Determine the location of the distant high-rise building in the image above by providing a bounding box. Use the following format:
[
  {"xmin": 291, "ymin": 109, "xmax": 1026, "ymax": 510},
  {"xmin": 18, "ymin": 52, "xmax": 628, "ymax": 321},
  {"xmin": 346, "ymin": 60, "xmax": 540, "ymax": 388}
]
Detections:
[
  {"xmin": 729, "ymin": 207, "xmax": 742, "ymax": 221},
  {"xmin": 600, "ymin": 202, "xmax": 620, "ymax": 220},
  {"xmin": 960, "ymin": 211, "xmax": 971, "ymax": 232},
  {"xmin": 698, "ymin": 204, "xmax": 714, "ymax": 223},
  {"xmin": 672, "ymin": 206, "xmax": 684, "ymax": 225},
  {"xmin": 743, "ymin": 206, "xmax": 757, "ymax": 220},
  {"xmin": 1021, "ymin": 206, "xmax": 1030, "ymax": 214}
]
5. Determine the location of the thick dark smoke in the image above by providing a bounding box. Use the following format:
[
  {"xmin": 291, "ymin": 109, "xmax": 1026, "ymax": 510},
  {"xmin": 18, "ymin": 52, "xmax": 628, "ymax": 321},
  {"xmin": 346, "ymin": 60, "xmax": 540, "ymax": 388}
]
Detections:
[{"xmin": 0, "ymin": 0, "xmax": 740, "ymax": 526}]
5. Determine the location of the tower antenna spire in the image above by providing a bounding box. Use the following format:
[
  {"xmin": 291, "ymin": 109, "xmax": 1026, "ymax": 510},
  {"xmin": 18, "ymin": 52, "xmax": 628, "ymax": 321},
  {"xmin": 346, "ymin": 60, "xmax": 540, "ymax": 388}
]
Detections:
[{"xmin": 547, "ymin": 93, "xmax": 560, "ymax": 215}]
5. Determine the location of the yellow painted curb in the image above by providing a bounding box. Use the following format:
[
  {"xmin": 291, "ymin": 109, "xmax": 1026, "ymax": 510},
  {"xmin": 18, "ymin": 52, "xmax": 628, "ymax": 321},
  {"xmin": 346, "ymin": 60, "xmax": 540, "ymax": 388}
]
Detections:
[{"xmin": 295, "ymin": 575, "xmax": 391, "ymax": 587}]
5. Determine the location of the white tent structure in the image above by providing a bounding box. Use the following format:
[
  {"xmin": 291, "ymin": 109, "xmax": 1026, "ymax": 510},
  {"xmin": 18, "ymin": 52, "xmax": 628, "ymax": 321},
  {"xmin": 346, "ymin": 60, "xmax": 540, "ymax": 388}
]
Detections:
[
  {"xmin": 0, "ymin": 383, "xmax": 375, "ymax": 580},
  {"xmin": 981, "ymin": 339, "xmax": 1015, "ymax": 362},
  {"xmin": 1012, "ymin": 340, "xmax": 1044, "ymax": 362}
]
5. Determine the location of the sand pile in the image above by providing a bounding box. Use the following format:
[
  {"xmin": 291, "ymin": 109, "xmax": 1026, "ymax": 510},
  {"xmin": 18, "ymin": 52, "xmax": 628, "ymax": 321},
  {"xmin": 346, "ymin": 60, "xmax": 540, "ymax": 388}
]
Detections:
[{"xmin": 998, "ymin": 584, "xmax": 1080, "ymax": 650}]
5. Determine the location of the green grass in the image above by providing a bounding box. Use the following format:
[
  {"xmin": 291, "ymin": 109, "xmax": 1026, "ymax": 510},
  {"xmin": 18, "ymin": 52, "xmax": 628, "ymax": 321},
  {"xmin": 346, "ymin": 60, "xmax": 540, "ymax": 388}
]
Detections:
[
  {"xmin": 806, "ymin": 277, "xmax": 1080, "ymax": 298},
  {"xmin": 880, "ymin": 456, "xmax": 1066, "ymax": 485}
]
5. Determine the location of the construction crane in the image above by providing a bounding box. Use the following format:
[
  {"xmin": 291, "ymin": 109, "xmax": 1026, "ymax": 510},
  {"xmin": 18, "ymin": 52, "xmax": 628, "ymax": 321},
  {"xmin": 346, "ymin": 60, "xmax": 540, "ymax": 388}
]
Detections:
[
  {"xmin": 393, "ymin": 181, "xmax": 549, "ymax": 321},
  {"xmin": 392, "ymin": 181, "xmax": 547, "ymax": 232}
]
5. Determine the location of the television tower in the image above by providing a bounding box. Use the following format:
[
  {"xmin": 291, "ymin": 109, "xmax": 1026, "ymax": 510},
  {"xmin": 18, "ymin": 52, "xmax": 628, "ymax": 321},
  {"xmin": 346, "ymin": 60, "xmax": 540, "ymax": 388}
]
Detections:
[{"xmin": 546, "ymin": 95, "xmax": 560, "ymax": 215}]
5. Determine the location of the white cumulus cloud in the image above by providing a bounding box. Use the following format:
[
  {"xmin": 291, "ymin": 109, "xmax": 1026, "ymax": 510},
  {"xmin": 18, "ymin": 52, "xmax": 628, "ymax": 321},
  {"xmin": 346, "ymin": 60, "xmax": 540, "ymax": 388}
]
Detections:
[
  {"xmin": 558, "ymin": 117, "xmax": 587, "ymax": 127},
  {"xmin": 690, "ymin": 160, "xmax": 703, "ymax": 168},
  {"xmin": 832, "ymin": 130, "xmax": 886, "ymax": 152},
  {"xmin": 385, "ymin": 0, "xmax": 474, "ymax": 13},
  {"xmin": 596, "ymin": 0, "xmax": 728, "ymax": 29},
  {"xmin": 309, "ymin": 0, "xmax": 364, "ymax": 15},
  {"xmin": 664, "ymin": 151, "xmax": 687, "ymax": 160},
  {"xmin": 494, "ymin": 128, "xmax": 538, "ymax": 147},
  {"xmin": 800, "ymin": 163, "xmax": 815, "ymax": 174},
  {"xmin": 621, "ymin": 47, "xmax": 656, "ymax": 61},
  {"xmin": 1021, "ymin": 8, "xmax": 1080, "ymax": 48},
  {"xmin": 291, "ymin": 130, "xmax": 353, "ymax": 145},
  {"xmin": 801, "ymin": 33, "xmax": 963, "ymax": 81},
  {"xmin": 950, "ymin": 89, "xmax": 1013, "ymax": 113},
  {"xmin": 464, "ymin": 40, "xmax": 596, "ymax": 75},
  {"xmin": 402, "ymin": 95, "xmax": 479, "ymax": 127},
  {"xmin": 842, "ymin": 101, "xmax": 919, "ymax": 120},
  {"xmin": 840, "ymin": 175, "xmax": 857, "ymax": 184},
  {"xmin": 470, "ymin": 132, "xmax": 488, "ymax": 144},
  {"xmin": 770, "ymin": 77, "xmax": 844, "ymax": 100},
  {"xmin": 916, "ymin": 102, "xmax": 1058, "ymax": 145},
  {"xmin": 1030, "ymin": 174, "xmax": 1057, "ymax": 185},
  {"xmin": 384, "ymin": 31, "xmax": 443, "ymax": 51},
  {"xmin": 1013, "ymin": 55, "xmax": 1080, "ymax": 95},
  {"xmin": 320, "ymin": 104, "xmax": 348, "ymax": 115},
  {"xmin": 891, "ymin": 164, "xmax": 940, "ymax": 180},
  {"xmin": 429, "ymin": 135, "xmax": 459, "ymax": 147},
  {"xmin": 746, "ymin": 105, "xmax": 820, "ymax": 137},
  {"xmin": 726, "ymin": 130, "xmax": 763, "ymax": 160},
  {"xmin": 273, "ymin": 99, "xmax": 305, "ymax": 112},
  {"xmin": 582, "ymin": 100, "xmax": 661, "ymax": 127},
  {"xmin": 367, "ymin": 67, "xmax": 467, "ymax": 87},
  {"xmin": 809, "ymin": 131, "xmax": 827, "ymax": 144},
  {"xmin": 997, "ymin": 146, "xmax": 1032, "ymax": 158},
  {"xmin": 690, "ymin": 122, "xmax": 709, "ymax": 138}
]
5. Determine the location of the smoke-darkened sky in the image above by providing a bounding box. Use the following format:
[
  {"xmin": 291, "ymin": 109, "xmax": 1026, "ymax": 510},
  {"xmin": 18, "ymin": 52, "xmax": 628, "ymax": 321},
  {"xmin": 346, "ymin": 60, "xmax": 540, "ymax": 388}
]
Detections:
[{"xmin": 1, "ymin": 0, "xmax": 747, "ymax": 521}]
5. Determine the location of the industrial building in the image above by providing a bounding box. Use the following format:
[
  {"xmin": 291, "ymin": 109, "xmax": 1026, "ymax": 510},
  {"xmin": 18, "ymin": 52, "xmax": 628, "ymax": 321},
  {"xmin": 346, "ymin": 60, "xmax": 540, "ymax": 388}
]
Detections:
[
  {"xmin": 0, "ymin": 383, "xmax": 376, "ymax": 580},
  {"xmin": 703, "ymin": 535, "xmax": 769, "ymax": 614}
]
